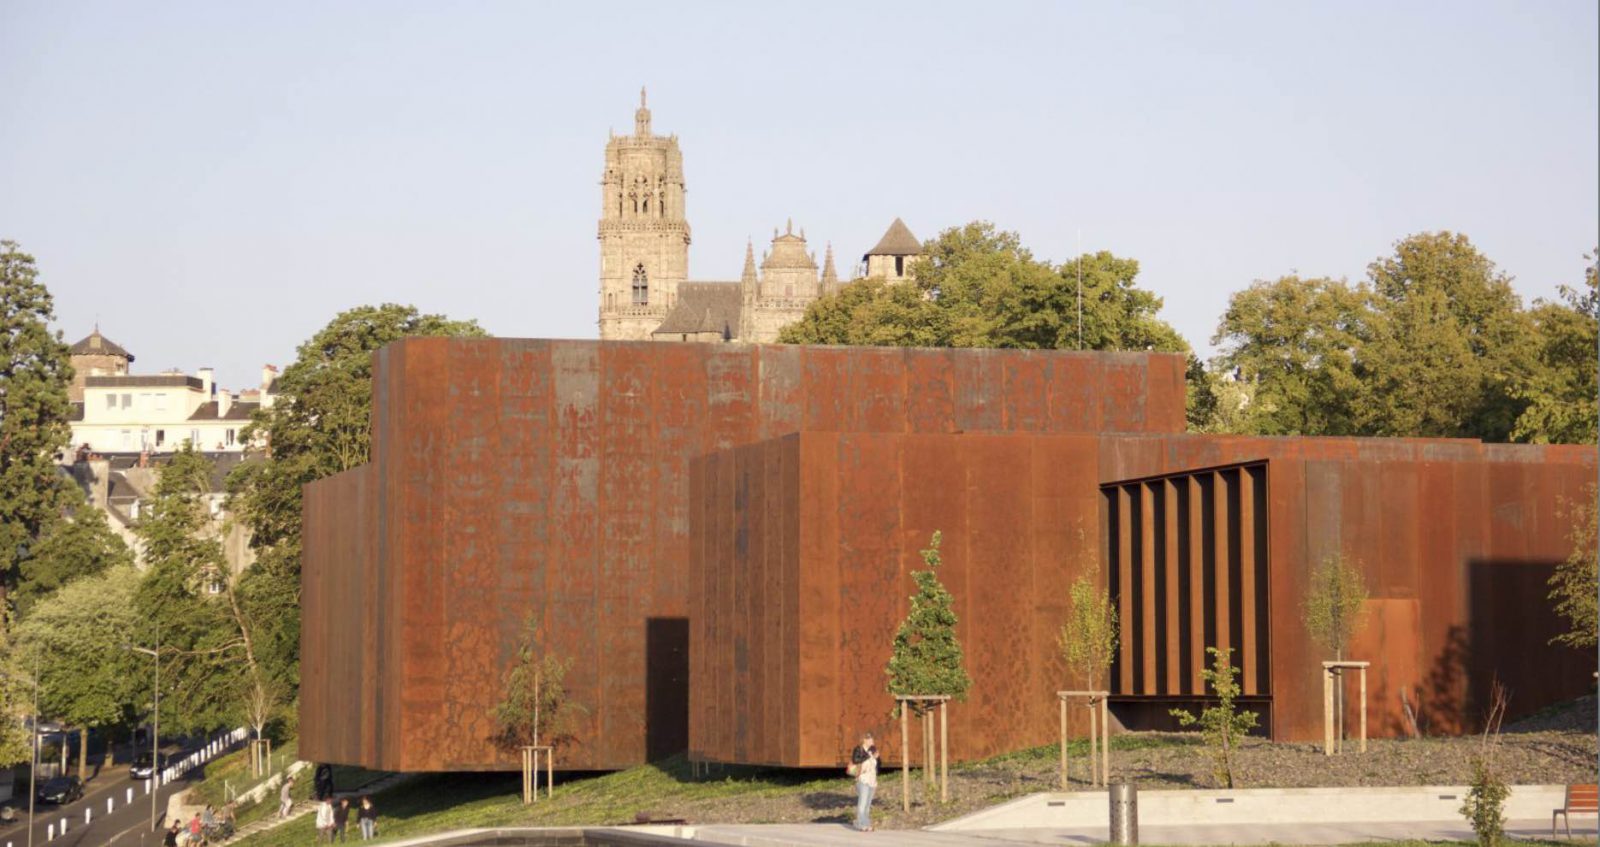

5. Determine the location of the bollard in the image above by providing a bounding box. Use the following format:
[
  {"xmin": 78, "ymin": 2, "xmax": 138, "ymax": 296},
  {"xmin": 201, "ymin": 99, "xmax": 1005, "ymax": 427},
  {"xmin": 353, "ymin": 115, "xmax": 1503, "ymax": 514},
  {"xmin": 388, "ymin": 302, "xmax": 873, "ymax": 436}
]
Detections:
[
  {"xmin": 47, "ymin": 824, "xmax": 53, "ymax": 841},
  {"xmin": 1109, "ymin": 783, "xmax": 1137, "ymax": 846},
  {"xmin": 108, "ymin": 797, "xmax": 114, "ymax": 814},
  {"xmin": 60, "ymin": 817, "xmax": 67, "ymax": 834},
  {"xmin": 85, "ymin": 808, "xmax": 91, "ymax": 824},
  {"xmin": 144, "ymin": 779, "xmax": 150, "ymax": 795}
]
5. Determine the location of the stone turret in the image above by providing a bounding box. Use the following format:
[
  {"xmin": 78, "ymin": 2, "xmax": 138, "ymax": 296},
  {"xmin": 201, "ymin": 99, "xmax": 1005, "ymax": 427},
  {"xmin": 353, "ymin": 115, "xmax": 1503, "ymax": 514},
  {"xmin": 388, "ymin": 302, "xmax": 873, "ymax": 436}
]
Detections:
[
  {"xmin": 821, "ymin": 243, "xmax": 839, "ymax": 294},
  {"xmin": 863, "ymin": 217, "xmax": 922, "ymax": 282}
]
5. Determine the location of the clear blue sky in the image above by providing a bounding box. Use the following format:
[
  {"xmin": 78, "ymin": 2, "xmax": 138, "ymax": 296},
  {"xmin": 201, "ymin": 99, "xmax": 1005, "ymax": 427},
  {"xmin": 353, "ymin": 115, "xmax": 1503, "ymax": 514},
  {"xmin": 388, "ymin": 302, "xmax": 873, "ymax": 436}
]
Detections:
[{"xmin": 2, "ymin": 1, "xmax": 1595, "ymax": 390}]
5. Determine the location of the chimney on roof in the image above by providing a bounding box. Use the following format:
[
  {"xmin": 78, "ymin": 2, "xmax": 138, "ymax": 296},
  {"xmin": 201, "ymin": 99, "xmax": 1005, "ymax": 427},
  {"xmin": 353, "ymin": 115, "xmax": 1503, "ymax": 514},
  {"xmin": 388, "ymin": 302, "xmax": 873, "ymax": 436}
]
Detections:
[
  {"xmin": 261, "ymin": 364, "xmax": 278, "ymax": 391},
  {"xmin": 218, "ymin": 389, "xmax": 233, "ymax": 418},
  {"xmin": 198, "ymin": 367, "xmax": 214, "ymax": 397}
]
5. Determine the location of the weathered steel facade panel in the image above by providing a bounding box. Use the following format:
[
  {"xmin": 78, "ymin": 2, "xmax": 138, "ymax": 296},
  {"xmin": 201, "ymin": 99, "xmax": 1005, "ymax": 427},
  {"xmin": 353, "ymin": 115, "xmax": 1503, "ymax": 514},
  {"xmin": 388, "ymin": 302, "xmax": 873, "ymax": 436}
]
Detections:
[
  {"xmin": 689, "ymin": 432, "xmax": 1105, "ymax": 767},
  {"xmin": 302, "ymin": 340, "xmax": 1187, "ymax": 771}
]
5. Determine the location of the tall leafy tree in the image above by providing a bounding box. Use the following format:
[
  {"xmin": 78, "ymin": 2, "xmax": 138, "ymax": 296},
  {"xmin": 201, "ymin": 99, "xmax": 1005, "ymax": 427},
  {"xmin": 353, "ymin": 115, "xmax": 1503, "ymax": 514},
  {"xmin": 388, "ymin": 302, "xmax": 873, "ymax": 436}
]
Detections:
[
  {"xmin": 781, "ymin": 222, "xmax": 1188, "ymax": 353},
  {"xmin": 0, "ymin": 606, "xmax": 36, "ymax": 766},
  {"xmin": 1209, "ymin": 276, "xmax": 1370, "ymax": 436},
  {"xmin": 133, "ymin": 444, "xmax": 238, "ymax": 734},
  {"xmin": 780, "ymin": 222, "xmax": 1199, "ymax": 424},
  {"xmin": 1512, "ymin": 256, "xmax": 1598, "ymax": 444},
  {"xmin": 13, "ymin": 484, "xmax": 133, "ymax": 617},
  {"xmin": 226, "ymin": 304, "xmax": 486, "ymax": 703},
  {"xmin": 1358, "ymin": 232, "xmax": 1534, "ymax": 441},
  {"xmin": 14, "ymin": 566, "xmax": 141, "ymax": 776},
  {"xmin": 0, "ymin": 240, "xmax": 74, "ymax": 601}
]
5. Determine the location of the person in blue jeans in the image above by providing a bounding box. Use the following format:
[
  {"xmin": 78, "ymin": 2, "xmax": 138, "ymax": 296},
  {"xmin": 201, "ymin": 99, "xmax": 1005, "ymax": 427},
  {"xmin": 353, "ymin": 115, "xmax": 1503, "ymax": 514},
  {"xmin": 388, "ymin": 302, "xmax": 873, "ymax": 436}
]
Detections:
[{"xmin": 851, "ymin": 732, "xmax": 879, "ymax": 831}]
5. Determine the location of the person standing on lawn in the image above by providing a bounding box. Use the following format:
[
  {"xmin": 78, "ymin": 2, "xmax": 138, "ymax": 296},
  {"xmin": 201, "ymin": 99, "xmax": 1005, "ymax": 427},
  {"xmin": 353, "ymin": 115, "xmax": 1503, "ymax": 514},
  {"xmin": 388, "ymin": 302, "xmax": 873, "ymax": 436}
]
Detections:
[
  {"xmin": 279, "ymin": 776, "xmax": 295, "ymax": 818},
  {"xmin": 850, "ymin": 731, "xmax": 879, "ymax": 831},
  {"xmin": 314, "ymin": 797, "xmax": 335, "ymax": 843},
  {"xmin": 358, "ymin": 796, "xmax": 378, "ymax": 840},
  {"xmin": 333, "ymin": 796, "xmax": 352, "ymax": 842}
]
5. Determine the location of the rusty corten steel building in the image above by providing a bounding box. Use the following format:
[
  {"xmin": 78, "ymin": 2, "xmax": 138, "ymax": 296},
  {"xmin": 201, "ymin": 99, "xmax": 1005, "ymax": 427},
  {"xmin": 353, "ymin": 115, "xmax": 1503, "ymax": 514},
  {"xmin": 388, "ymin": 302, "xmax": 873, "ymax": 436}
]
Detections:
[
  {"xmin": 299, "ymin": 338, "xmax": 1187, "ymax": 771},
  {"xmin": 301, "ymin": 337, "xmax": 1595, "ymax": 772},
  {"xmin": 687, "ymin": 431, "xmax": 1594, "ymax": 767}
]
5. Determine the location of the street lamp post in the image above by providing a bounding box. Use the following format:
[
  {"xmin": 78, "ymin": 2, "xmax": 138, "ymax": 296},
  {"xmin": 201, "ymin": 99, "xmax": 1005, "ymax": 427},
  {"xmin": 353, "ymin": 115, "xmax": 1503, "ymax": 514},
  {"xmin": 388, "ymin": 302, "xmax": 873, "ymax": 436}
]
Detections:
[
  {"xmin": 124, "ymin": 625, "xmax": 160, "ymax": 832},
  {"xmin": 27, "ymin": 652, "xmax": 39, "ymax": 847}
]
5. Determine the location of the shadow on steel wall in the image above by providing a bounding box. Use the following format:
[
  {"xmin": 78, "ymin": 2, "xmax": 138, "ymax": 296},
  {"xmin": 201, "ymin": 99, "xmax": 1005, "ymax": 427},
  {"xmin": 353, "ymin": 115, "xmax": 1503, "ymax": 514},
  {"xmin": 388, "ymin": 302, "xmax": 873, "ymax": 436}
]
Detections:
[
  {"xmin": 646, "ymin": 617, "xmax": 690, "ymax": 761},
  {"xmin": 1422, "ymin": 558, "xmax": 1592, "ymax": 734}
]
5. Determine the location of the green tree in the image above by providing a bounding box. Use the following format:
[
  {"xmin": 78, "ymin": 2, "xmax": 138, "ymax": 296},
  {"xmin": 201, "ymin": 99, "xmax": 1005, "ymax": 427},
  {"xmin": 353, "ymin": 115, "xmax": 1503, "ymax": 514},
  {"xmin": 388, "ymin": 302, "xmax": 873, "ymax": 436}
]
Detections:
[
  {"xmin": 1512, "ymin": 257, "xmax": 1598, "ymax": 444},
  {"xmin": 493, "ymin": 611, "xmax": 584, "ymax": 751},
  {"xmin": 0, "ymin": 606, "xmax": 36, "ymax": 766},
  {"xmin": 1058, "ymin": 570, "xmax": 1118, "ymax": 690},
  {"xmin": 1304, "ymin": 554, "xmax": 1368, "ymax": 748},
  {"xmin": 13, "ymin": 485, "xmax": 133, "ymax": 617},
  {"xmin": 781, "ymin": 222, "xmax": 1188, "ymax": 353},
  {"xmin": 14, "ymin": 566, "xmax": 141, "ymax": 777},
  {"xmin": 226, "ymin": 305, "xmax": 486, "ymax": 704},
  {"xmin": 1169, "ymin": 647, "xmax": 1259, "ymax": 789},
  {"xmin": 1209, "ymin": 275, "xmax": 1369, "ymax": 435},
  {"xmin": 1548, "ymin": 489, "xmax": 1597, "ymax": 650},
  {"xmin": 1359, "ymin": 232, "xmax": 1534, "ymax": 441},
  {"xmin": 1303, "ymin": 555, "xmax": 1368, "ymax": 661},
  {"xmin": 0, "ymin": 240, "xmax": 75, "ymax": 600},
  {"xmin": 133, "ymin": 444, "xmax": 239, "ymax": 734},
  {"xmin": 886, "ymin": 531, "xmax": 972, "ymax": 702}
]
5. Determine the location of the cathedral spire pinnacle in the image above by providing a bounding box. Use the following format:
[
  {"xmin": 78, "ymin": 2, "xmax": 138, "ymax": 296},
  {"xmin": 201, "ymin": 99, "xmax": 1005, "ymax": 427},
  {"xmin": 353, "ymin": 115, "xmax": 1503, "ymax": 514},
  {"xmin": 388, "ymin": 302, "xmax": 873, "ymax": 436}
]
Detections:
[
  {"xmin": 634, "ymin": 87, "xmax": 652, "ymax": 137},
  {"xmin": 742, "ymin": 238, "xmax": 758, "ymax": 284},
  {"xmin": 821, "ymin": 242, "xmax": 839, "ymax": 290}
]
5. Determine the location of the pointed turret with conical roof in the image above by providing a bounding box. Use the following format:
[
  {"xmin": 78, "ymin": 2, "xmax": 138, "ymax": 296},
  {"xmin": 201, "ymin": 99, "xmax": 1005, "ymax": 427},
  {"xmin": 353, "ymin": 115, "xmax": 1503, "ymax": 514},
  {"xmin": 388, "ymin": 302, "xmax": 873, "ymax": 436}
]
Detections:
[{"xmin": 863, "ymin": 217, "xmax": 922, "ymax": 282}]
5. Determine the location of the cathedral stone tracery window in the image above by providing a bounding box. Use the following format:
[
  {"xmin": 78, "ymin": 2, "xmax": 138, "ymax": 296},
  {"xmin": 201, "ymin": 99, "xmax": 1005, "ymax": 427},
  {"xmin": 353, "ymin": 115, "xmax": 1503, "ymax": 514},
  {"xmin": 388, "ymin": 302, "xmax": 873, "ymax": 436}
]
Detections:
[{"xmin": 632, "ymin": 263, "xmax": 649, "ymax": 306}]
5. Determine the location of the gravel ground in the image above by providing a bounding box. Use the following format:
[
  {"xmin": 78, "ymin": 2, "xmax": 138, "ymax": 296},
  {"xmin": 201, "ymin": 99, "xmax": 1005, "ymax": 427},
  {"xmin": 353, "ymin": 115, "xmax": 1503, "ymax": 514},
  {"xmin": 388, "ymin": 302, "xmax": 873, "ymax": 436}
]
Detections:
[{"xmin": 664, "ymin": 723, "xmax": 1597, "ymax": 829}]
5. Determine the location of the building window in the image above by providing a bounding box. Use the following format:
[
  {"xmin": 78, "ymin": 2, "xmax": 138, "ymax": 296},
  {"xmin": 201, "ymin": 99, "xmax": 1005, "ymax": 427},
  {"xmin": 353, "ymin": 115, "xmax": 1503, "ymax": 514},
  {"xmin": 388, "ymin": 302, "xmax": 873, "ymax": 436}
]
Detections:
[
  {"xmin": 120, "ymin": 429, "xmax": 132, "ymax": 448},
  {"xmin": 105, "ymin": 394, "xmax": 116, "ymax": 410},
  {"xmin": 895, "ymin": 255, "xmax": 905, "ymax": 277},
  {"xmin": 121, "ymin": 393, "xmax": 132, "ymax": 409},
  {"xmin": 226, "ymin": 429, "xmax": 236, "ymax": 446},
  {"xmin": 154, "ymin": 394, "xmax": 168, "ymax": 412},
  {"xmin": 190, "ymin": 429, "xmax": 200, "ymax": 447},
  {"xmin": 632, "ymin": 264, "xmax": 649, "ymax": 306},
  {"xmin": 155, "ymin": 429, "xmax": 165, "ymax": 447}
]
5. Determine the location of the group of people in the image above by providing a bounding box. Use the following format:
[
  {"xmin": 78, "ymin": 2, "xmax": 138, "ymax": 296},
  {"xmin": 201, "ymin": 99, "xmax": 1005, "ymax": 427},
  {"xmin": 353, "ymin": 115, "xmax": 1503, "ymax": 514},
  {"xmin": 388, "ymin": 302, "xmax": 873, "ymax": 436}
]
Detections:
[
  {"xmin": 314, "ymin": 795, "xmax": 378, "ymax": 842},
  {"xmin": 162, "ymin": 804, "xmax": 234, "ymax": 846},
  {"xmin": 277, "ymin": 774, "xmax": 379, "ymax": 842}
]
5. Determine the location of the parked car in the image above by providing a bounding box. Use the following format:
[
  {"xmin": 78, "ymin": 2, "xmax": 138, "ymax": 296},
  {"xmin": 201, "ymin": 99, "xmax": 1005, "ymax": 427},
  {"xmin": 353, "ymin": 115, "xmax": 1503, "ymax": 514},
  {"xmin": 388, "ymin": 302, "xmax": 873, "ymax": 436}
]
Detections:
[
  {"xmin": 35, "ymin": 776, "xmax": 83, "ymax": 805},
  {"xmin": 129, "ymin": 752, "xmax": 168, "ymax": 780}
]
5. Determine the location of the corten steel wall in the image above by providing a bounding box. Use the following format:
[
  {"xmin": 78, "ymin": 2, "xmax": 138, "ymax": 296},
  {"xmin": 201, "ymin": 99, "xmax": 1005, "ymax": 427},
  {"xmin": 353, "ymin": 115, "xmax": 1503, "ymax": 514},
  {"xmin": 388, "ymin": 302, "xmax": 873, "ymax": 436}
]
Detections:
[
  {"xmin": 299, "ymin": 339, "xmax": 1187, "ymax": 771},
  {"xmin": 300, "ymin": 466, "xmax": 382, "ymax": 767},
  {"xmin": 689, "ymin": 432, "xmax": 1104, "ymax": 768},
  {"xmin": 1099, "ymin": 435, "xmax": 1597, "ymax": 742}
]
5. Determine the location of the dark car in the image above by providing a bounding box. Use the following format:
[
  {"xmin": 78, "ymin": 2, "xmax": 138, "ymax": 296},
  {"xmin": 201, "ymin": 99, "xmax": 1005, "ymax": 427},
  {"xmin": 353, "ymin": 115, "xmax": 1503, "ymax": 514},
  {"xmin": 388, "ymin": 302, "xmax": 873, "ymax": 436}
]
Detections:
[
  {"xmin": 129, "ymin": 753, "xmax": 167, "ymax": 780},
  {"xmin": 36, "ymin": 777, "xmax": 83, "ymax": 805}
]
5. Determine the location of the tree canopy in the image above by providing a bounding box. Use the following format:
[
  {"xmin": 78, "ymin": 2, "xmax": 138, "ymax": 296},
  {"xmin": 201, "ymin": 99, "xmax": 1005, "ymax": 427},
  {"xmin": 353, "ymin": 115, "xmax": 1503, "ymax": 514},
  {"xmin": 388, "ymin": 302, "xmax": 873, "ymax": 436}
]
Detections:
[
  {"xmin": 13, "ymin": 565, "xmax": 141, "ymax": 734},
  {"xmin": 226, "ymin": 303, "xmax": 486, "ymax": 709},
  {"xmin": 0, "ymin": 240, "xmax": 75, "ymax": 601},
  {"xmin": 781, "ymin": 221, "xmax": 1188, "ymax": 353},
  {"xmin": 1202, "ymin": 234, "xmax": 1593, "ymax": 443}
]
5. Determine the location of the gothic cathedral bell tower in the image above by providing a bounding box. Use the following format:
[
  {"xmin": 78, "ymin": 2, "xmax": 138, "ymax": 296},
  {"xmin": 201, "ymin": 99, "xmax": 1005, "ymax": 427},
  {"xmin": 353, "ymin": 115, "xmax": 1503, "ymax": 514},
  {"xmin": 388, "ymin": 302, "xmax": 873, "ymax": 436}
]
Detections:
[{"xmin": 598, "ymin": 89, "xmax": 690, "ymax": 340}]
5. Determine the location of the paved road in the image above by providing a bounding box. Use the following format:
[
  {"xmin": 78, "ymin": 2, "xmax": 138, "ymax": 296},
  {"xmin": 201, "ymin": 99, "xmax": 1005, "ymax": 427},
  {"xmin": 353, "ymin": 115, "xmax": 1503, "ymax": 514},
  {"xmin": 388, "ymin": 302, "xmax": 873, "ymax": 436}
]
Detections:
[{"xmin": 0, "ymin": 745, "xmax": 210, "ymax": 847}]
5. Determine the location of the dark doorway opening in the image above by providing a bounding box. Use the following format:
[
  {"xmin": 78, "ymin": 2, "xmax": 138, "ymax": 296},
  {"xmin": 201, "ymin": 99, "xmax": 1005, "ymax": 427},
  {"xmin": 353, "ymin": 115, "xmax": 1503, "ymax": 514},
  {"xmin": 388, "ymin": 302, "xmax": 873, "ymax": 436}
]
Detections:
[{"xmin": 646, "ymin": 617, "xmax": 690, "ymax": 761}]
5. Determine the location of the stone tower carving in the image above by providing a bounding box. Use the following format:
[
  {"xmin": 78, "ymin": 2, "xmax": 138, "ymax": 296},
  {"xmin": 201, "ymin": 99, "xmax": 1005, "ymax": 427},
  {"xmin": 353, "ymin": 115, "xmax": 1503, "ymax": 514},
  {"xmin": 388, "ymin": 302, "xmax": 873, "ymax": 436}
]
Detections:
[{"xmin": 598, "ymin": 89, "xmax": 691, "ymax": 340}]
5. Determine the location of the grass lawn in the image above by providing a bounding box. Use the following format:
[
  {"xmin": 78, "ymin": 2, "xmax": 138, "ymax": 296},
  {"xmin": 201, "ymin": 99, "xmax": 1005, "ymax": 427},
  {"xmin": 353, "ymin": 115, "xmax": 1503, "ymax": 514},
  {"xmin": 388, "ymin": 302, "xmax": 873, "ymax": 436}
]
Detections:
[{"xmin": 225, "ymin": 735, "xmax": 1203, "ymax": 846}]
